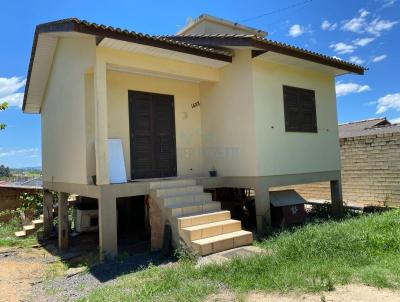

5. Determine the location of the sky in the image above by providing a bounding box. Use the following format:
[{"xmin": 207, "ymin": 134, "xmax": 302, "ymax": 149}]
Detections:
[{"xmin": 0, "ymin": 0, "xmax": 399, "ymax": 168}]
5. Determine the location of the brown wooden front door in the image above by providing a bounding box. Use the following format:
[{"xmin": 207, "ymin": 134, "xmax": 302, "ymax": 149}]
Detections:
[{"xmin": 128, "ymin": 90, "xmax": 177, "ymax": 179}]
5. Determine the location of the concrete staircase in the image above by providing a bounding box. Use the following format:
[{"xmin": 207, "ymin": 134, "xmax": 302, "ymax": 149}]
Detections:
[
  {"xmin": 149, "ymin": 179, "xmax": 253, "ymax": 256},
  {"xmin": 15, "ymin": 214, "xmax": 44, "ymax": 238}
]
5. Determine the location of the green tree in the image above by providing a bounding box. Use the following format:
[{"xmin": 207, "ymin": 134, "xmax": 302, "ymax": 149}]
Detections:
[
  {"xmin": 0, "ymin": 101, "xmax": 8, "ymax": 130},
  {"xmin": 0, "ymin": 165, "xmax": 12, "ymax": 177}
]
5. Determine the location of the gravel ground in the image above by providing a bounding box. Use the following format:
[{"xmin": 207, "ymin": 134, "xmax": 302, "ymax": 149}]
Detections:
[{"xmin": 29, "ymin": 252, "xmax": 173, "ymax": 302}]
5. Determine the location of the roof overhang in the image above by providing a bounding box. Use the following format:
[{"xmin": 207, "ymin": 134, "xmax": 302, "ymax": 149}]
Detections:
[
  {"xmin": 167, "ymin": 35, "xmax": 367, "ymax": 76},
  {"xmin": 23, "ymin": 19, "xmax": 233, "ymax": 113}
]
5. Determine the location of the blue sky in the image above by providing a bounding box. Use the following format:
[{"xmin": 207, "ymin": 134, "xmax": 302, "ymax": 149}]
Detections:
[{"xmin": 0, "ymin": 0, "xmax": 399, "ymax": 168}]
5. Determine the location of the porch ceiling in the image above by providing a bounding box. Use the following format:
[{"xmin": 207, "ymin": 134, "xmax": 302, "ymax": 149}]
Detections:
[{"xmin": 98, "ymin": 38, "xmax": 230, "ymax": 68}]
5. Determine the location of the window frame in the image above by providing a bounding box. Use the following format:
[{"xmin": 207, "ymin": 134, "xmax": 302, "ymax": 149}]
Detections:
[{"xmin": 282, "ymin": 85, "xmax": 318, "ymax": 133}]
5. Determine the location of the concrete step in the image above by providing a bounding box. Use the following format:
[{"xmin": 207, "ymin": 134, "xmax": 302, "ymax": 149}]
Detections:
[
  {"xmin": 23, "ymin": 224, "xmax": 36, "ymax": 236},
  {"xmin": 191, "ymin": 230, "xmax": 253, "ymax": 256},
  {"xmin": 178, "ymin": 210, "xmax": 231, "ymax": 229},
  {"xmin": 152, "ymin": 185, "xmax": 204, "ymax": 198},
  {"xmin": 15, "ymin": 230, "xmax": 27, "ymax": 237},
  {"xmin": 181, "ymin": 219, "xmax": 242, "ymax": 241},
  {"xmin": 161, "ymin": 193, "xmax": 212, "ymax": 207},
  {"xmin": 149, "ymin": 179, "xmax": 196, "ymax": 189},
  {"xmin": 166, "ymin": 201, "xmax": 221, "ymax": 217},
  {"xmin": 32, "ymin": 219, "xmax": 44, "ymax": 227}
]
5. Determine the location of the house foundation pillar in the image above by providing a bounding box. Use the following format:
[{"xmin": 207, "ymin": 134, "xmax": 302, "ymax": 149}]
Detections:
[
  {"xmin": 330, "ymin": 179, "xmax": 344, "ymax": 218},
  {"xmin": 148, "ymin": 196, "xmax": 164, "ymax": 251},
  {"xmin": 43, "ymin": 190, "xmax": 53, "ymax": 239},
  {"xmin": 98, "ymin": 190, "xmax": 118, "ymax": 260},
  {"xmin": 58, "ymin": 192, "xmax": 69, "ymax": 249},
  {"xmin": 254, "ymin": 181, "xmax": 271, "ymax": 234}
]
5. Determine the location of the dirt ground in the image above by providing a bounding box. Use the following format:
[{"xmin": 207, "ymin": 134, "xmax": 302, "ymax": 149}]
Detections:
[
  {"xmin": 0, "ymin": 247, "xmax": 57, "ymax": 302},
  {"xmin": 2, "ymin": 246, "xmax": 400, "ymax": 302},
  {"xmin": 207, "ymin": 285, "xmax": 400, "ymax": 302}
]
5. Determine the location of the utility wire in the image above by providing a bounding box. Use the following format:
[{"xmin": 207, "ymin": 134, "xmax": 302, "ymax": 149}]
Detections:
[{"xmin": 238, "ymin": 0, "xmax": 313, "ymax": 23}]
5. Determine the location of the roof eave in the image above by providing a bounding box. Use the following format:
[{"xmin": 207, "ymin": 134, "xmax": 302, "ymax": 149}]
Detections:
[
  {"xmin": 23, "ymin": 19, "xmax": 233, "ymax": 112},
  {"xmin": 250, "ymin": 39, "xmax": 365, "ymax": 75},
  {"xmin": 165, "ymin": 35, "xmax": 366, "ymax": 75}
]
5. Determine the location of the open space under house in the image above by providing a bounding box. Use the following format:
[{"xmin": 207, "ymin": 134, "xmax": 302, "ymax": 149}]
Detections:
[{"xmin": 22, "ymin": 14, "xmax": 365, "ymax": 259}]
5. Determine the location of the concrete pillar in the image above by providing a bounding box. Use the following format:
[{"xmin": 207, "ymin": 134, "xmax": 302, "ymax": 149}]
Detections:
[
  {"xmin": 98, "ymin": 190, "xmax": 118, "ymax": 260},
  {"xmin": 254, "ymin": 181, "xmax": 271, "ymax": 234},
  {"xmin": 331, "ymin": 179, "xmax": 344, "ymax": 218},
  {"xmin": 43, "ymin": 190, "xmax": 53, "ymax": 238},
  {"xmin": 94, "ymin": 51, "xmax": 109, "ymax": 185},
  {"xmin": 58, "ymin": 192, "xmax": 69, "ymax": 249},
  {"xmin": 148, "ymin": 196, "xmax": 164, "ymax": 251}
]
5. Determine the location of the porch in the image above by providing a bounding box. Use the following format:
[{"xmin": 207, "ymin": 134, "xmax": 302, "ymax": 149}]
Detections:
[{"xmin": 43, "ymin": 170, "xmax": 343, "ymax": 259}]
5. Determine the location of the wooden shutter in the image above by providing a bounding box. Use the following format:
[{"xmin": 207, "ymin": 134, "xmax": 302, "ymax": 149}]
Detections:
[
  {"xmin": 129, "ymin": 91, "xmax": 177, "ymax": 179},
  {"xmin": 283, "ymin": 85, "xmax": 317, "ymax": 133}
]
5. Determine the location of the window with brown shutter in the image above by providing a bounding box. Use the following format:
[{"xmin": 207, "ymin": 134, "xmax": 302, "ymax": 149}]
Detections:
[{"xmin": 283, "ymin": 85, "xmax": 317, "ymax": 133}]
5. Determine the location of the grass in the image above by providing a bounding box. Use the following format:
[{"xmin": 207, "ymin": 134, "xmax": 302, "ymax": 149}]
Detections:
[
  {"xmin": 79, "ymin": 210, "xmax": 400, "ymax": 302},
  {"xmin": 0, "ymin": 216, "xmax": 39, "ymax": 247}
]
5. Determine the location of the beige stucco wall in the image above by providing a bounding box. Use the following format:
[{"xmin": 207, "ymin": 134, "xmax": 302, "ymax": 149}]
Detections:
[
  {"xmin": 199, "ymin": 50, "xmax": 257, "ymax": 177},
  {"xmin": 41, "ymin": 37, "xmax": 95, "ymax": 184},
  {"xmin": 252, "ymin": 58, "xmax": 341, "ymax": 176},
  {"xmin": 106, "ymin": 70, "xmax": 203, "ymax": 180}
]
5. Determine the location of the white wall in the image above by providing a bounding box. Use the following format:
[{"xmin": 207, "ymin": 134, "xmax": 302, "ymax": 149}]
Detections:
[
  {"xmin": 252, "ymin": 58, "xmax": 341, "ymax": 176},
  {"xmin": 199, "ymin": 50, "xmax": 258, "ymax": 177},
  {"xmin": 106, "ymin": 70, "xmax": 203, "ymax": 180},
  {"xmin": 41, "ymin": 37, "xmax": 95, "ymax": 184}
]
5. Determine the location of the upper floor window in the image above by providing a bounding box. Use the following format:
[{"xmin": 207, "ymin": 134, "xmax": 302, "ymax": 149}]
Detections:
[{"xmin": 283, "ymin": 85, "xmax": 317, "ymax": 133}]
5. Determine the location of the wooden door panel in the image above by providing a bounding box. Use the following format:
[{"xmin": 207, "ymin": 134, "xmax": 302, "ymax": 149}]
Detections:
[{"xmin": 129, "ymin": 91, "xmax": 177, "ymax": 179}]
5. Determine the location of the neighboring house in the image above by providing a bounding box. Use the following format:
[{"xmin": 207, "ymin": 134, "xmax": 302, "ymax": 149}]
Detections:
[
  {"xmin": 22, "ymin": 14, "xmax": 365, "ymax": 257},
  {"xmin": 283, "ymin": 118, "xmax": 400, "ymax": 206}
]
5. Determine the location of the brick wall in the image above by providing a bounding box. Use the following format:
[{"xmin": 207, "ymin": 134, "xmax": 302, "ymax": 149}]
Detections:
[
  {"xmin": 0, "ymin": 186, "xmax": 41, "ymax": 212},
  {"xmin": 281, "ymin": 132, "xmax": 400, "ymax": 206}
]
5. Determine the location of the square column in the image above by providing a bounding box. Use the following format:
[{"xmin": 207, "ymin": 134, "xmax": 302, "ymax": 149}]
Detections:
[
  {"xmin": 254, "ymin": 181, "xmax": 271, "ymax": 234},
  {"xmin": 43, "ymin": 190, "xmax": 53, "ymax": 238},
  {"xmin": 58, "ymin": 192, "xmax": 69, "ymax": 249},
  {"xmin": 98, "ymin": 190, "xmax": 118, "ymax": 260},
  {"xmin": 94, "ymin": 52, "xmax": 109, "ymax": 185},
  {"xmin": 330, "ymin": 179, "xmax": 344, "ymax": 218}
]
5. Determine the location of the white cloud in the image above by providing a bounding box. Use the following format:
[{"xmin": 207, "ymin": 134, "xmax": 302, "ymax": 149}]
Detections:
[
  {"xmin": 329, "ymin": 42, "xmax": 356, "ymax": 54},
  {"xmin": 0, "ymin": 76, "xmax": 26, "ymax": 108},
  {"xmin": 390, "ymin": 117, "xmax": 400, "ymax": 124},
  {"xmin": 342, "ymin": 9, "xmax": 370, "ymax": 33},
  {"xmin": 289, "ymin": 24, "xmax": 305, "ymax": 37},
  {"xmin": 0, "ymin": 148, "xmax": 39, "ymax": 158},
  {"xmin": 349, "ymin": 56, "xmax": 364, "ymax": 64},
  {"xmin": 332, "ymin": 56, "xmax": 343, "ymax": 61},
  {"xmin": 372, "ymin": 54, "xmax": 388, "ymax": 62},
  {"xmin": 378, "ymin": 0, "xmax": 397, "ymax": 8},
  {"xmin": 353, "ymin": 37, "xmax": 375, "ymax": 47},
  {"xmin": 341, "ymin": 9, "xmax": 398, "ymax": 36},
  {"xmin": 336, "ymin": 82, "xmax": 371, "ymax": 97},
  {"xmin": 288, "ymin": 24, "xmax": 312, "ymax": 37},
  {"xmin": 376, "ymin": 93, "xmax": 400, "ymax": 114},
  {"xmin": 366, "ymin": 18, "xmax": 398, "ymax": 36},
  {"xmin": 1, "ymin": 93, "xmax": 24, "ymax": 107},
  {"xmin": 321, "ymin": 20, "xmax": 337, "ymax": 31}
]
